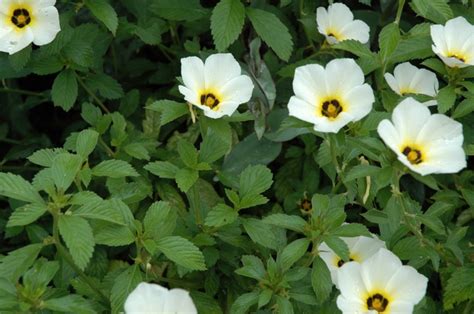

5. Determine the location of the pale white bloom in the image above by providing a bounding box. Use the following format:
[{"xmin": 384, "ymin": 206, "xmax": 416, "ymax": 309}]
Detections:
[
  {"xmin": 124, "ymin": 282, "xmax": 197, "ymax": 314},
  {"xmin": 431, "ymin": 16, "xmax": 474, "ymax": 68},
  {"xmin": 178, "ymin": 53, "xmax": 254, "ymax": 119},
  {"xmin": 377, "ymin": 98, "xmax": 466, "ymax": 176},
  {"xmin": 319, "ymin": 235, "xmax": 386, "ymax": 288},
  {"xmin": 0, "ymin": 0, "xmax": 61, "ymax": 55},
  {"xmin": 288, "ymin": 58, "xmax": 374, "ymax": 133},
  {"xmin": 384, "ymin": 62, "xmax": 439, "ymax": 106},
  {"xmin": 337, "ymin": 248, "xmax": 428, "ymax": 314},
  {"xmin": 316, "ymin": 3, "xmax": 370, "ymax": 44}
]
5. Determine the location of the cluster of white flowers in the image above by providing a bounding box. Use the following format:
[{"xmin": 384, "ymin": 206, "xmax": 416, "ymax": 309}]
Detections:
[{"xmin": 319, "ymin": 235, "xmax": 428, "ymax": 313}]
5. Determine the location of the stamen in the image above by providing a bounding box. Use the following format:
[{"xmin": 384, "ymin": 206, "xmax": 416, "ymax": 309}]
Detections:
[
  {"xmin": 402, "ymin": 146, "xmax": 423, "ymax": 164},
  {"xmin": 448, "ymin": 54, "xmax": 465, "ymax": 62},
  {"xmin": 337, "ymin": 258, "xmax": 354, "ymax": 267},
  {"xmin": 367, "ymin": 293, "xmax": 389, "ymax": 312},
  {"xmin": 11, "ymin": 8, "xmax": 31, "ymax": 29},
  {"xmin": 200, "ymin": 93, "xmax": 220, "ymax": 109},
  {"xmin": 322, "ymin": 99, "xmax": 343, "ymax": 119}
]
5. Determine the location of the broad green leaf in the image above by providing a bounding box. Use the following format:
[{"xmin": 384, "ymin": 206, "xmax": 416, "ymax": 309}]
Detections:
[
  {"xmin": 333, "ymin": 40, "xmax": 376, "ymax": 59},
  {"xmin": 389, "ymin": 34, "xmax": 433, "ymax": 63},
  {"xmin": 0, "ymin": 244, "xmax": 43, "ymax": 282},
  {"xmin": 246, "ymin": 8, "xmax": 293, "ymax": 61},
  {"xmin": 199, "ymin": 129, "xmax": 230, "ymax": 164},
  {"xmin": 211, "ymin": 0, "xmax": 246, "ymax": 51},
  {"xmin": 27, "ymin": 148, "xmax": 68, "ymax": 167},
  {"xmin": 379, "ymin": 23, "xmax": 400, "ymax": 62},
  {"xmin": 43, "ymin": 295, "xmax": 96, "ymax": 314},
  {"xmin": 344, "ymin": 165, "xmax": 381, "ymax": 182},
  {"xmin": 263, "ymin": 214, "xmax": 307, "ymax": 233},
  {"xmin": 123, "ymin": 143, "xmax": 150, "ymax": 161},
  {"xmin": 175, "ymin": 168, "xmax": 199, "ymax": 193},
  {"xmin": 151, "ymin": 0, "xmax": 208, "ymax": 21},
  {"xmin": 279, "ymin": 238, "xmax": 310, "ymax": 271},
  {"xmin": 7, "ymin": 203, "xmax": 49, "ymax": 227},
  {"xmin": 74, "ymin": 199, "xmax": 125, "ymax": 225},
  {"xmin": 143, "ymin": 201, "xmax": 177, "ymax": 239},
  {"xmin": 452, "ymin": 98, "xmax": 474, "ymax": 119},
  {"xmin": 0, "ymin": 173, "xmax": 44, "ymax": 204},
  {"xmin": 443, "ymin": 267, "xmax": 474, "ymax": 309},
  {"xmin": 418, "ymin": 214, "xmax": 446, "ymax": 235},
  {"xmin": 144, "ymin": 161, "xmax": 179, "ymax": 179},
  {"xmin": 86, "ymin": 73, "xmax": 124, "ymax": 99},
  {"xmin": 58, "ymin": 215, "xmax": 95, "ymax": 270},
  {"xmin": 235, "ymin": 255, "xmax": 266, "ymax": 280},
  {"xmin": 156, "ymin": 236, "xmax": 207, "ymax": 270},
  {"xmin": 332, "ymin": 223, "xmax": 372, "ymax": 237},
  {"xmin": 9, "ymin": 44, "xmax": 31, "ymax": 71},
  {"xmin": 311, "ymin": 257, "xmax": 332, "ymax": 302},
  {"xmin": 238, "ymin": 194, "xmax": 269, "ymax": 209},
  {"xmin": 322, "ymin": 235, "xmax": 349, "ymax": 261},
  {"xmin": 239, "ymin": 165, "xmax": 273, "ymax": 197},
  {"xmin": 205, "ymin": 204, "xmax": 238, "ymax": 227},
  {"xmin": 110, "ymin": 265, "xmax": 143, "ymax": 314},
  {"xmin": 147, "ymin": 100, "xmax": 189, "ymax": 125},
  {"xmin": 52, "ymin": 69, "xmax": 78, "ymax": 112},
  {"xmin": 243, "ymin": 218, "xmax": 281, "ymax": 250},
  {"xmin": 85, "ymin": 0, "xmax": 118, "ymax": 35},
  {"xmin": 410, "ymin": 0, "xmax": 453, "ymax": 24},
  {"xmin": 92, "ymin": 160, "xmax": 139, "ymax": 178},
  {"xmin": 230, "ymin": 291, "xmax": 259, "ymax": 314},
  {"xmin": 94, "ymin": 224, "xmax": 135, "ymax": 246},
  {"xmin": 76, "ymin": 129, "xmax": 99, "ymax": 159},
  {"xmin": 177, "ymin": 140, "xmax": 199, "ymax": 168},
  {"xmin": 51, "ymin": 153, "xmax": 83, "ymax": 191},
  {"xmin": 437, "ymin": 85, "xmax": 456, "ymax": 113}
]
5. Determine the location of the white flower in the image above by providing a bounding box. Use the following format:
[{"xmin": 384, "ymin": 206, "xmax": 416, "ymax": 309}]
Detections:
[
  {"xmin": 384, "ymin": 62, "xmax": 439, "ymax": 106},
  {"xmin": 336, "ymin": 248, "xmax": 428, "ymax": 314},
  {"xmin": 0, "ymin": 0, "xmax": 61, "ymax": 55},
  {"xmin": 178, "ymin": 53, "xmax": 254, "ymax": 119},
  {"xmin": 319, "ymin": 235, "xmax": 386, "ymax": 287},
  {"xmin": 288, "ymin": 58, "xmax": 374, "ymax": 133},
  {"xmin": 377, "ymin": 98, "xmax": 466, "ymax": 176},
  {"xmin": 431, "ymin": 16, "xmax": 474, "ymax": 68},
  {"xmin": 316, "ymin": 3, "xmax": 370, "ymax": 44},
  {"xmin": 124, "ymin": 282, "xmax": 197, "ymax": 314}
]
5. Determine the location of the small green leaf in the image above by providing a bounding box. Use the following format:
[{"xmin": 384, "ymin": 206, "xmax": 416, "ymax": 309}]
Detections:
[
  {"xmin": 332, "ymin": 223, "xmax": 372, "ymax": 237},
  {"xmin": 279, "ymin": 238, "xmax": 310, "ymax": 271},
  {"xmin": 110, "ymin": 265, "xmax": 143, "ymax": 314},
  {"xmin": 311, "ymin": 257, "xmax": 333, "ymax": 302},
  {"xmin": 175, "ymin": 168, "xmax": 199, "ymax": 193},
  {"xmin": 51, "ymin": 153, "xmax": 83, "ymax": 191},
  {"xmin": 76, "ymin": 129, "xmax": 99, "ymax": 159},
  {"xmin": 43, "ymin": 295, "xmax": 96, "ymax": 314},
  {"xmin": 74, "ymin": 199, "xmax": 125, "ymax": 225},
  {"xmin": 0, "ymin": 244, "xmax": 43, "ymax": 282},
  {"xmin": 52, "ymin": 69, "xmax": 78, "ymax": 112},
  {"xmin": 143, "ymin": 201, "xmax": 177, "ymax": 239},
  {"xmin": 211, "ymin": 0, "xmax": 246, "ymax": 51},
  {"xmin": 322, "ymin": 235, "xmax": 349, "ymax": 261},
  {"xmin": 263, "ymin": 214, "xmax": 307, "ymax": 233},
  {"xmin": 92, "ymin": 160, "xmax": 139, "ymax": 178},
  {"xmin": 85, "ymin": 0, "xmax": 118, "ymax": 35},
  {"xmin": 0, "ymin": 173, "xmax": 44, "ymax": 204},
  {"xmin": 379, "ymin": 23, "xmax": 400, "ymax": 62},
  {"xmin": 205, "ymin": 204, "xmax": 238, "ymax": 227},
  {"xmin": 156, "ymin": 236, "xmax": 207, "ymax": 270},
  {"xmin": 410, "ymin": 0, "xmax": 453, "ymax": 24},
  {"xmin": 144, "ymin": 161, "xmax": 179, "ymax": 179},
  {"xmin": 7, "ymin": 203, "xmax": 48, "ymax": 227},
  {"xmin": 239, "ymin": 165, "xmax": 273, "ymax": 197},
  {"xmin": 58, "ymin": 215, "xmax": 95, "ymax": 270},
  {"xmin": 147, "ymin": 100, "xmax": 189, "ymax": 125},
  {"xmin": 199, "ymin": 129, "xmax": 230, "ymax": 164},
  {"xmin": 151, "ymin": 0, "xmax": 208, "ymax": 21},
  {"xmin": 243, "ymin": 218, "xmax": 281, "ymax": 250},
  {"xmin": 86, "ymin": 73, "xmax": 124, "ymax": 99},
  {"xmin": 344, "ymin": 165, "xmax": 381, "ymax": 182},
  {"xmin": 333, "ymin": 39, "xmax": 376, "ymax": 59},
  {"xmin": 178, "ymin": 140, "xmax": 199, "ymax": 168},
  {"xmin": 437, "ymin": 85, "xmax": 456, "ymax": 113}
]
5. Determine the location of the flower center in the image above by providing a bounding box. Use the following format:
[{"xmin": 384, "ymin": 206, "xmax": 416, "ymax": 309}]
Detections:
[
  {"xmin": 367, "ymin": 293, "xmax": 389, "ymax": 312},
  {"xmin": 200, "ymin": 93, "xmax": 220, "ymax": 109},
  {"xmin": 321, "ymin": 99, "xmax": 343, "ymax": 119},
  {"xmin": 11, "ymin": 8, "xmax": 31, "ymax": 29},
  {"xmin": 402, "ymin": 146, "xmax": 423, "ymax": 164},
  {"xmin": 336, "ymin": 258, "xmax": 354, "ymax": 267},
  {"xmin": 300, "ymin": 198, "xmax": 312, "ymax": 212},
  {"xmin": 448, "ymin": 53, "xmax": 465, "ymax": 62}
]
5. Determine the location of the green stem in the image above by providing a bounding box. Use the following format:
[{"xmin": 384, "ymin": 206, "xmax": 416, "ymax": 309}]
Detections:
[
  {"xmin": 98, "ymin": 137, "xmax": 115, "ymax": 157},
  {"xmin": 395, "ymin": 0, "xmax": 406, "ymax": 24},
  {"xmin": 0, "ymin": 87, "xmax": 45, "ymax": 97},
  {"xmin": 74, "ymin": 72, "xmax": 111, "ymax": 114}
]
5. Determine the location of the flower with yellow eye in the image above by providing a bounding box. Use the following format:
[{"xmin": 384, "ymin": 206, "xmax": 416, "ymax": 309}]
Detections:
[
  {"xmin": 0, "ymin": 0, "xmax": 61, "ymax": 55},
  {"xmin": 384, "ymin": 62, "xmax": 439, "ymax": 106},
  {"xmin": 318, "ymin": 235, "xmax": 386, "ymax": 287},
  {"xmin": 431, "ymin": 16, "xmax": 474, "ymax": 68},
  {"xmin": 316, "ymin": 3, "xmax": 370, "ymax": 44},
  {"xmin": 377, "ymin": 98, "xmax": 466, "ymax": 176},
  {"xmin": 336, "ymin": 248, "xmax": 428, "ymax": 314},
  {"xmin": 288, "ymin": 58, "xmax": 374, "ymax": 133},
  {"xmin": 178, "ymin": 53, "xmax": 254, "ymax": 119}
]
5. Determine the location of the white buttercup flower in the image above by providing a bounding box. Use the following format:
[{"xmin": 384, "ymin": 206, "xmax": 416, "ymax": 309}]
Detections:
[
  {"xmin": 377, "ymin": 98, "xmax": 466, "ymax": 176},
  {"xmin": 124, "ymin": 282, "xmax": 197, "ymax": 314},
  {"xmin": 384, "ymin": 62, "xmax": 439, "ymax": 106},
  {"xmin": 431, "ymin": 16, "xmax": 474, "ymax": 68},
  {"xmin": 178, "ymin": 53, "xmax": 254, "ymax": 119},
  {"xmin": 319, "ymin": 235, "xmax": 386, "ymax": 287},
  {"xmin": 288, "ymin": 58, "xmax": 374, "ymax": 133},
  {"xmin": 337, "ymin": 248, "xmax": 428, "ymax": 314},
  {"xmin": 316, "ymin": 3, "xmax": 370, "ymax": 44},
  {"xmin": 0, "ymin": 0, "xmax": 61, "ymax": 55}
]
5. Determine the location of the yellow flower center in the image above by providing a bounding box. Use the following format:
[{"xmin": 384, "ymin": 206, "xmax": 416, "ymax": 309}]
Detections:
[
  {"xmin": 200, "ymin": 92, "xmax": 220, "ymax": 110},
  {"xmin": 448, "ymin": 53, "xmax": 466, "ymax": 63},
  {"xmin": 398, "ymin": 87, "xmax": 415, "ymax": 96},
  {"xmin": 10, "ymin": 8, "xmax": 31, "ymax": 29},
  {"xmin": 366, "ymin": 293, "xmax": 389, "ymax": 313},
  {"xmin": 336, "ymin": 258, "xmax": 354, "ymax": 267},
  {"xmin": 321, "ymin": 99, "xmax": 343, "ymax": 119},
  {"xmin": 334, "ymin": 254, "xmax": 359, "ymax": 267},
  {"xmin": 402, "ymin": 146, "xmax": 423, "ymax": 165},
  {"xmin": 327, "ymin": 30, "xmax": 343, "ymax": 41}
]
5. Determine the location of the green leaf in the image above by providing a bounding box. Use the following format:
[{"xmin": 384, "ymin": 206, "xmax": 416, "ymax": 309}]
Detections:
[
  {"xmin": 199, "ymin": 129, "xmax": 230, "ymax": 164},
  {"xmin": 76, "ymin": 129, "xmax": 99, "ymax": 159},
  {"xmin": 51, "ymin": 153, "xmax": 83, "ymax": 191},
  {"xmin": 243, "ymin": 218, "xmax": 281, "ymax": 250},
  {"xmin": 94, "ymin": 224, "xmax": 135, "ymax": 246},
  {"xmin": 410, "ymin": 0, "xmax": 453, "ymax": 24},
  {"xmin": 235, "ymin": 255, "xmax": 266, "ymax": 280},
  {"xmin": 58, "ymin": 215, "xmax": 95, "ymax": 270},
  {"xmin": 443, "ymin": 266, "xmax": 474, "ymax": 309},
  {"xmin": 144, "ymin": 161, "xmax": 179, "ymax": 179},
  {"xmin": 151, "ymin": 0, "xmax": 208, "ymax": 21},
  {"xmin": 418, "ymin": 214, "xmax": 446, "ymax": 235},
  {"xmin": 211, "ymin": 0, "xmax": 246, "ymax": 51},
  {"xmin": 389, "ymin": 34, "xmax": 433, "ymax": 63},
  {"xmin": 332, "ymin": 223, "xmax": 372, "ymax": 237},
  {"xmin": 178, "ymin": 140, "xmax": 199, "ymax": 168},
  {"xmin": 9, "ymin": 44, "xmax": 31, "ymax": 71},
  {"xmin": 74, "ymin": 199, "xmax": 125, "ymax": 225},
  {"xmin": 263, "ymin": 214, "xmax": 307, "ymax": 233},
  {"xmin": 311, "ymin": 257, "xmax": 333, "ymax": 302},
  {"xmin": 333, "ymin": 39, "xmax": 376, "ymax": 59},
  {"xmin": 110, "ymin": 265, "xmax": 143, "ymax": 314},
  {"xmin": 452, "ymin": 98, "xmax": 474, "ymax": 119},
  {"xmin": 27, "ymin": 148, "xmax": 68, "ymax": 167},
  {"xmin": 86, "ymin": 73, "xmax": 124, "ymax": 99},
  {"xmin": 92, "ymin": 160, "xmax": 139, "ymax": 178},
  {"xmin": 343, "ymin": 165, "xmax": 381, "ymax": 182},
  {"xmin": 0, "ymin": 173, "xmax": 44, "ymax": 204},
  {"xmin": 0, "ymin": 244, "xmax": 43, "ymax": 282},
  {"xmin": 143, "ymin": 201, "xmax": 177, "ymax": 239},
  {"xmin": 230, "ymin": 291, "xmax": 259, "ymax": 314},
  {"xmin": 175, "ymin": 168, "xmax": 199, "ymax": 193},
  {"xmin": 85, "ymin": 0, "xmax": 118, "ymax": 35},
  {"xmin": 43, "ymin": 295, "xmax": 96, "ymax": 314},
  {"xmin": 437, "ymin": 85, "xmax": 457, "ymax": 114},
  {"xmin": 279, "ymin": 239, "xmax": 310, "ymax": 271},
  {"xmin": 7, "ymin": 203, "xmax": 48, "ymax": 227},
  {"xmin": 52, "ymin": 69, "xmax": 78, "ymax": 112},
  {"xmin": 379, "ymin": 23, "xmax": 400, "ymax": 62},
  {"xmin": 246, "ymin": 8, "xmax": 293, "ymax": 61},
  {"xmin": 205, "ymin": 204, "xmax": 238, "ymax": 227},
  {"xmin": 156, "ymin": 236, "xmax": 207, "ymax": 270},
  {"xmin": 124, "ymin": 142, "xmax": 150, "ymax": 161},
  {"xmin": 322, "ymin": 236, "xmax": 349, "ymax": 261},
  {"xmin": 239, "ymin": 165, "xmax": 273, "ymax": 197},
  {"xmin": 147, "ymin": 100, "xmax": 189, "ymax": 125}
]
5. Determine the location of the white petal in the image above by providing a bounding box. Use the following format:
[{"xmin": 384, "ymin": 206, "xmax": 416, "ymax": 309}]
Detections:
[
  {"xmin": 178, "ymin": 85, "xmax": 199, "ymax": 106},
  {"xmin": 327, "ymin": 3, "xmax": 354, "ymax": 34},
  {"xmin": 408, "ymin": 68, "xmax": 439, "ymax": 96},
  {"xmin": 0, "ymin": 28, "xmax": 34, "ymax": 55},
  {"xmin": 163, "ymin": 288, "xmax": 198, "ymax": 314},
  {"xmin": 391, "ymin": 98, "xmax": 431, "ymax": 143},
  {"xmin": 316, "ymin": 7, "xmax": 330, "ymax": 35},
  {"xmin": 388, "ymin": 300, "xmax": 415, "ymax": 313},
  {"xmin": 377, "ymin": 120, "xmax": 401, "ymax": 154},
  {"xmin": 385, "ymin": 266, "xmax": 428, "ymax": 304},
  {"xmin": 219, "ymin": 75, "xmax": 254, "ymax": 104},
  {"xmin": 124, "ymin": 282, "xmax": 167, "ymax": 313},
  {"xmin": 318, "ymin": 242, "xmax": 340, "ymax": 285},
  {"xmin": 293, "ymin": 63, "xmax": 327, "ymax": 103},
  {"xmin": 416, "ymin": 114, "xmax": 463, "ymax": 146},
  {"xmin": 336, "ymin": 295, "xmax": 368, "ymax": 314},
  {"xmin": 396, "ymin": 153, "xmax": 438, "ymax": 176},
  {"xmin": 430, "ymin": 25, "xmax": 448, "ymax": 55},
  {"xmin": 30, "ymin": 6, "xmax": 61, "ymax": 45},
  {"xmin": 350, "ymin": 236, "xmax": 386, "ymax": 262},
  {"xmin": 204, "ymin": 53, "xmax": 241, "ymax": 90},
  {"xmin": 342, "ymin": 84, "xmax": 374, "ymax": 121},
  {"xmin": 181, "ymin": 56, "xmax": 205, "ymax": 94},
  {"xmin": 437, "ymin": 53, "xmax": 471, "ymax": 68},
  {"xmin": 339, "ymin": 20, "xmax": 370, "ymax": 43},
  {"xmin": 384, "ymin": 73, "xmax": 401, "ymax": 95},
  {"xmin": 326, "ymin": 58, "xmax": 365, "ymax": 94},
  {"xmin": 337, "ymin": 262, "xmax": 367, "ymax": 302},
  {"xmin": 444, "ymin": 17, "xmax": 472, "ymax": 55},
  {"xmin": 360, "ymin": 249, "xmax": 402, "ymax": 293},
  {"xmin": 393, "ymin": 62, "xmax": 418, "ymax": 93},
  {"xmin": 423, "ymin": 143, "xmax": 467, "ymax": 174},
  {"xmin": 313, "ymin": 111, "xmax": 353, "ymax": 133},
  {"xmin": 201, "ymin": 101, "xmax": 239, "ymax": 119},
  {"xmin": 288, "ymin": 96, "xmax": 318, "ymax": 125}
]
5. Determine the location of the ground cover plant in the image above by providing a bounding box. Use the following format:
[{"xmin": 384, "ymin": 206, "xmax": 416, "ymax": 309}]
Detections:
[{"xmin": 0, "ymin": 0, "xmax": 473, "ymax": 313}]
